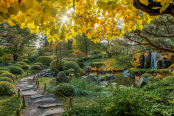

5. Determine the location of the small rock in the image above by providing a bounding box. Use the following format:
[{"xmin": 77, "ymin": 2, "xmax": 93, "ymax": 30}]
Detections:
[
  {"xmin": 138, "ymin": 77, "xmax": 150, "ymax": 87},
  {"xmin": 104, "ymin": 75, "xmax": 115, "ymax": 81},
  {"xmin": 87, "ymin": 74, "xmax": 96, "ymax": 81},
  {"xmin": 33, "ymin": 98, "xmax": 56, "ymax": 104}
]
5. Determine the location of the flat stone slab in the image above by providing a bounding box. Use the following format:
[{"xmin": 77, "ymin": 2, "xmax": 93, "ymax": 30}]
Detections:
[
  {"xmin": 18, "ymin": 84, "xmax": 28, "ymax": 86},
  {"xmin": 20, "ymin": 90, "xmax": 38, "ymax": 96},
  {"xmin": 20, "ymin": 82, "xmax": 29, "ymax": 84},
  {"xmin": 20, "ymin": 88, "xmax": 32, "ymax": 91},
  {"xmin": 25, "ymin": 85, "xmax": 33, "ymax": 88},
  {"xmin": 38, "ymin": 103, "xmax": 62, "ymax": 108},
  {"xmin": 30, "ymin": 94, "xmax": 44, "ymax": 99},
  {"xmin": 33, "ymin": 98, "xmax": 56, "ymax": 104},
  {"xmin": 40, "ymin": 107, "xmax": 64, "ymax": 116}
]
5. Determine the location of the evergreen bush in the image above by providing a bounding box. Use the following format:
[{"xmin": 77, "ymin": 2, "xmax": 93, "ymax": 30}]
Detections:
[
  {"xmin": 0, "ymin": 70, "xmax": 10, "ymax": 75},
  {"xmin": 0, "ymin": 77, "xmax": 13, "ymax": 83},
  {"xmin": 16, "ymin": 62, "xmax": 27, "ymax": 66},
  {"xmin": 0, "ymin": 67, "xmax": 11, "ymax": 72},
  {"xmin": 13, "ymin": 64, "xmax": 22, "ymax": 67},
  {"xmin": 76, "ymin": 62, "xmax": 84, "ymax": 68},
  {"xmin": 34, "ymin": 62, "xmax": 44, "ymax": 69},
  {"xmin": 0, "ymin": 72, "xmax": 15, "ymax": 80},
  {"xmin": 21, "ymin": 65, "xmax": 30, "ymax": 70},
  {"xmin": 23, "ymin": 59, "xmax": 31, "ymax": 64},
  {"xmin": 50, "ymin": 60, "xmax": 65, "ymax": 71},
  {"xmin": 56, "ymin": 83, "xmax": 75, "ymax": 97},
  {"xmin": 0, "ymin": 81, "xmax": 16, "ymax": 96},
  {"xmin": 140, "ymin": 73, "xmax": 152, "ymax": 78},
  {"xmin": 64, "ymin": 70, "xmax": 70, "ymax": 76},
  {"xmin": 6, "ymin": 66, "xmax": 24, "ymax": 74},
  {"xmin": 31, "ymin": 65, "xmax": 42, "ymax": 70},
  {"xmin": 36, "ymin": 56, "xmax": 53, "ymax": 66},
  {"xmin": 63, "ymin": 61, "xmax": 80, "ymax": 73}
]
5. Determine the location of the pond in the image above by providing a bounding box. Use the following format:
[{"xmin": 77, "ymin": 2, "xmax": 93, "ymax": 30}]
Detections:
[{"xmin": 87, "ymin": 72, "xmax": 138, "ymax": 88}]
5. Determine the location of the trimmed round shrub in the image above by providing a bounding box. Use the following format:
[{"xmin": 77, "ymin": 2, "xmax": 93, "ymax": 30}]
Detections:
[
  {"xmin": 0, "ymin": 67, "xmax": 11, "ymax": 72},
  {"xmin": 64, "ymin": 70, "xmax": 70, "ymax": 76},
  {"xmin": 0, "ymin": 81, "xmax": 16, "ymax": 96},
  {"xmin": 0, "ymin": 70, "xmax": 10, "ymax": 74},
  {"xmin": 154, "ymin": 76, "xmax": 162, "ymax": 81},
  {"xmin": 21, "ymin": 65, "xmax": 30, "ymax": 70},
  {"xmin": 31, "ymin": 65, "xmax": 42, "ymax": 70},
  {"xmin": 36, "ymin": 56, "xmax": 53, "ymax": 66},
  {"xmin": 63, "ymin": 61, "xmax": 80, "ymax": 73},
  {"xmin": 13, "ymin": 64, "xmax": 22, "ymax": 67},
  {"xmin": 56, "ymin": 83, "xmax": 75, "ymax": 96},
  {"xmin": 16, "ymin": 62, "xmax": 28, "ymax": 66},
  {"xmin": 23, "ymin": 59, "xmax": 31, "ymax": 64},
  {"xmin": 0, "ymin": 72, "xmax": 15, "ymax": 80},
  {"xmin": 6, "ymin": 66, "xmax": 24, "ymax": 74},
  {"xmin": 140, "ymin": 73, "xmax": 152, "ymax": 78},
  {"xmin": 34, "ymin": 62, "xmax": 44, "ymax": 69},
  {"xmin": 50, "ymin": 60, "xmax": 65, "ymax": 71},
  {"xmin": 28, "ymin": 55, "xmax": 38, "ymax": 62},
  {"xmin": 0, "ymin": 77, "xmax": 13, "ymax": 83},
  {"xmin": 149, "ymin": 76, "xmax": 155, "ymax": 81},
  {"xmin": 77, "ymin": 62, "xmax": 84, "ymax": 68}
]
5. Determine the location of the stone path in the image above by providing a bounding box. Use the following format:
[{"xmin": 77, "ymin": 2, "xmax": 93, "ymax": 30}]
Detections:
[{"xmin": 15, "ymin": 69, "xmax": 64, "ymax": 116}]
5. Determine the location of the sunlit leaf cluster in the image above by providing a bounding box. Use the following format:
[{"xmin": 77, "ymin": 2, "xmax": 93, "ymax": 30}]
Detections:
[{"xmin": 0, "ymin": 0, "xmax": 155, "ymax": 42}]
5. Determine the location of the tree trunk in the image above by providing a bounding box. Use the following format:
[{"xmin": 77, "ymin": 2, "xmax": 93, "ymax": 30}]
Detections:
[
  {"xmin": 13, "ymin": 54, "xmax": 18, "ymax": 62},
  {"xmin": 55, "ymin": 58, "xmax": 59, "ymax": 76},
  {"xmin": 106, "ymin": 50, "xmax": 111, "ymax": 58}
]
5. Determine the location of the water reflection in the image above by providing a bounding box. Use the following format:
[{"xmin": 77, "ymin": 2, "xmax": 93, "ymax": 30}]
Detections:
[{"xmin": 88, "ymin": 72, "xmax": 138, "ymax": 88}]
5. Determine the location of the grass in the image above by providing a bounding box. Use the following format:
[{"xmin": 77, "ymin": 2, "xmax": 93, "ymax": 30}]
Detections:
[
  {"xmin": 0, "ymin": 94, "xmax": 26, "ymax": 116},
  {"xmin": 38, "ymin": 77, "xmax": 55, "ymax": 88}
]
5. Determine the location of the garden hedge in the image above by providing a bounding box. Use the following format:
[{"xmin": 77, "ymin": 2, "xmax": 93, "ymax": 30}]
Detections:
[
  {"xmin": 23, "ymin": 59, "xmax": 31, "ymax": 64},
  {"xmin": 31, "ymin": 65, "xmax": 42, "ymax": 70},
  {"xmin": 0, "ymin": 70, "xmax": 10, "ymax": 75},
  {"xmin": 63, "ymin": 61, "xmax": 80, "ymax": 73},
  {"xmin": 36, "ymin": 56, "xmax": 53, "ymax": 66},
  {"xmin": 0, "ymin": 81, "xmax": 16, "ymax": 96},
  {"xmin": 0, "ymin": 67, "xmax": 11, "ymax": 72},
  {"xmin": 34, "ymin": 62, "xmax": 44, "ymax": 69},
  {"xmin": 50, "ymin": 60, "xmax": 65, "ymax": 71},
  {"xmin": 0, "ymin": 72, "xmax": 15, "ymax": 80},
  {"xmin": 0, "ymin": 77, "xmax": 13, "ymax": 83},
  {"xmin": 6, "ymin": 66, "xmax": 24, "ymax": 74}
]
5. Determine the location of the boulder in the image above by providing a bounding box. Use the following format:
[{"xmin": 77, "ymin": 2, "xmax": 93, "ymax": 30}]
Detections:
[
  {"xmin": 122, "ymin": 70, "xmax": 135, "ymax": 78},
  {"xmin": 56, "ymin": 71, "xmax": 69, "ymax": 83},
  {"xmin": 87, "ymin": 74, "xmax": 96, "ymax": 81},
  {"xmin": 104, "ymin": 75, "xmax": 115, "ymax": 81},
  {"xmin": 138, "ymin": 77, "xmax": 150, "ymax": 88},
  {"xmin": 99, "ymin": 68, "xmax": 106, "ymax": 74},
  {"xmin": 162, "ymin": 57, "xmax": 172, "ymax": 68},
  {"xmin": 95, "ymin": 77, "xmax": 104, "ymax": 82}
]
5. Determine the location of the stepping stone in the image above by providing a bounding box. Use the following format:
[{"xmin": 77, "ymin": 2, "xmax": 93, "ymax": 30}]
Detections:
[
  {"xmin": 20, "ymin": 82, "xmax": 28, "ymax": 84},
  {"xmin": 30, "ymin": 94, "xmax": 44, "ymax": 99},
  {"xmin": 25, "ymin": 85, "xmax": 33, "ymax": 88},
  {"xmin": 20, "ymin": 88, "xmax": 32, "ymax": 91},
  {"xmin": 17, "ymin": 84, "xmax": 28, "ymax": 87},
  {"xmin": 38, "ymin": 103, "xmax": 62, "ymax": 108},
  {"xmin": 40, "ymin": 107, "xmax": 64, "ymax": 116},
  {"xmin": 20, "ymin": 90, "xmax": 38, "ymax": 96},
  {"xmin": 33, "ymin": 98, "xmax": 56, "ymax": 104}
]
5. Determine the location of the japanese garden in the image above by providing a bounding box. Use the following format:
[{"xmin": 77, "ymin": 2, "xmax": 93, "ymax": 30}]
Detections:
[{"xmin": 0, "ymin": 0, "xmax": 174, "ymax": 116}]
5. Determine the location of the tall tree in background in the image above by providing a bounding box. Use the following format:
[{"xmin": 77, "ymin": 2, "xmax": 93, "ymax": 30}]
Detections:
[
  {"xmin": 0, "ymin": 21, "xmax": 37, "ymax": 61},
  {"xmin": 73, "ymin": 33, "xmax": 100, "ymax": 55}
]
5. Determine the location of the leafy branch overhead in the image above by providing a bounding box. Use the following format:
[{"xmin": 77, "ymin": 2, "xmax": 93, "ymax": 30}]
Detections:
[{"xmin": 0, "ymin": 0, "xmax": 173, "ymax": 42}]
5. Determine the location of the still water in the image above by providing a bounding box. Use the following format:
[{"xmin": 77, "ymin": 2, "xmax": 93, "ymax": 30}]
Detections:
[{"xmin": 87, "ymin": 72, "xmax": 138, "ymax": 88}]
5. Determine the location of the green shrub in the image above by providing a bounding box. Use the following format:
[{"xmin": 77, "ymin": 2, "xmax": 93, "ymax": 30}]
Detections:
[
  {"xmin": 31, "ymin": 65, "xmax": 42, "ymax": 70},
  {"xmin": 21, "ymin": 65, "xmax": 30, "ymax": 70},
  {"xmin": 0, "ymin": 81, "xmax": 16, "ymax": 96},
  {"xmin": 154, "ymin": 76, "xmax": 162, "ymax": 81},
  {"xmin": 28, "ymin": 55, "xmax": 38, "ymax": 62},
  {"xmin": 77, "ymin": 62, "xmax": 84, "ymax": 68},
  {"xmin": 13, "ymin": 64, "xmax": 22, "ymax": 67},
  {"xmin": 140, "ymin": 73, "xmax": 152, "ymax": 78},
  {"xmin": 77, "ymin": 59, "xmax": 83, "ymax": 62},
  {"xmin": 56, "ymin": 83, "xmax": 75, "ymax": 97},
  {"xmin": 16, "ymin": 62, "xmax": 27, "ymax": 66},
  {"xmin": 50, "ymin": 60, "xmax": 65, "ymax": 71},
  {"xmin": 23, "ymin": 59, "xmax": 31, "ymax": 64},
  {"xmin": 6, "ymin": 66, "xmax": 24, "ymax": 74},
  {"xmin": 36, "ymin": 56, "xmax": 53, "ymax": 66},
  {"xmin": 63, "ymin": 70, "xmax": 70, "ymax": 76},
  {"xmin": 149, "ymin": 76, "xmax": 156, "ymax": 81},
  {"xmin": 0, "ymin": 70, "xmax": 10, "ymax": 74},
  {"xmin": 0, "ymin": 67, "xmax": 11, "ymax": 72},
  {"xmin": 75, "ymin": 73, "xmax": 80, "ymax": 78},
  {"xmin": 63, "ymin": 61, "xmax": 80, "ymax": 73},
  {"xmin": 34, "ymin": 62, "xmax": 44, "ymax": 69},
  {"xmin": 0, "ymin": 72, "xmax": 15, "ymax": 80},
  {"xmin": 48, "ymin": 70, "xmax": 57, "ymax": 77},
  {"xmin": 0, "ymin": 77, "xmax": 13, "ymax": 83},
  {"xmin": 163, "ymin": 76, "xmax": 174, "ymax": 82}
]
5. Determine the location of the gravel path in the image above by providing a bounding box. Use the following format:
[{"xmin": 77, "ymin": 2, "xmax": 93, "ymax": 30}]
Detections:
[{"xmin": 15, "ymin": 69, "xmax": 64, "ymax": 116}]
